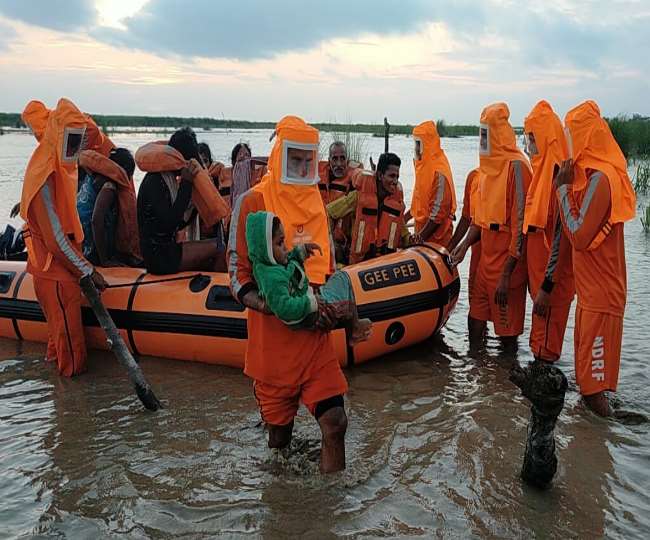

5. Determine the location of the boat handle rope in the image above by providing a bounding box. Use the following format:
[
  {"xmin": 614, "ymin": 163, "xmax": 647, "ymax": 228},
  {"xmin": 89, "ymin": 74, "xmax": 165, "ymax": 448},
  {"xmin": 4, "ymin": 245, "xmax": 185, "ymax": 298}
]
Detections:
[
  {"xmin": 409, "ymin": 243, "xmax": 454, "ymax": 272},
  {"xmin": 105, "ymin": 273, "xmax": 205, "ymax": 289}
]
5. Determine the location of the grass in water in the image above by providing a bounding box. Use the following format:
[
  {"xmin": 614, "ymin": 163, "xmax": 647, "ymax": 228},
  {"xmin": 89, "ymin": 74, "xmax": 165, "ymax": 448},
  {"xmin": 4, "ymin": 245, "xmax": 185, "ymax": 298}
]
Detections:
[
  {"xmin": 633, "ymin": 160, "xmax": 650, "ymax": 196},
  {"xmin": 324, "ymin": 127, "xmax": 369, "ymax": 165},
  {"xmin": 640, "ymin": 204, "xmax": 650, "ymax": 233}
]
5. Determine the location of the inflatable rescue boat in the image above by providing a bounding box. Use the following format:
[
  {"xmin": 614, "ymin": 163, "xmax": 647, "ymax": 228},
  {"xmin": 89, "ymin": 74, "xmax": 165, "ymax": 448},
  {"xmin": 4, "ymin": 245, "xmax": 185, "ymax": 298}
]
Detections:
[{"xmin": 0, "ymin": 244, "xmax": 459, "ymax": 368}]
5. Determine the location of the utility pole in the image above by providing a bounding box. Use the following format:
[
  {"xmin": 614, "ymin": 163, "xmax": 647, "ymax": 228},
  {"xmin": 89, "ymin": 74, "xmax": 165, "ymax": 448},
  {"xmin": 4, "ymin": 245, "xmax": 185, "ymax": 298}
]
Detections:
[{"xmin": 384, "ymin": 117, "xmax": 390, "ymax": 153}]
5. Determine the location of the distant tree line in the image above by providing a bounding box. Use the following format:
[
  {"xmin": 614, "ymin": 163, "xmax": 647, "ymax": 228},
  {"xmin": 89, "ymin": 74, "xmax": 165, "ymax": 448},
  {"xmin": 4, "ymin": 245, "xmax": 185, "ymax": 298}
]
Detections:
[
  {"xmin": 1, "ymin": 111, "xmax": 648, "ymax": 155},
  {"xmin": 605, "ymin": 114, "xmax": 650, "ymax": 158}
]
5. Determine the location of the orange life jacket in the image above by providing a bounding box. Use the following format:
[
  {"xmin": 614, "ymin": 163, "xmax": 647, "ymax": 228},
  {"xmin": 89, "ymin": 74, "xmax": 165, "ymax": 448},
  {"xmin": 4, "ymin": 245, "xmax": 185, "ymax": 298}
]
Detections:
[
  {"xmin": 78, "ymin": 150, "xmax": 141, "ymax": 258},
  {"xmin": 208, "ymin": 162, "xmax": 232, "ymax": 202},
  {"xmin": 317, "ymin": 161, "xmax": 361, "ymax": 204},
  {"xmin": 250, "ymin": 161, "xmax": 266, "ymax": 187},
  {"xmin": 350, "ymin": 170, "xmax": 405, "ymax": 264},
  {"xmin": 318, "ymin": 161, "xmax": 361, "ymax": 244},
  {"xmin": 135, "ymin": 141, "xmax": 229, "ymax": 229}
]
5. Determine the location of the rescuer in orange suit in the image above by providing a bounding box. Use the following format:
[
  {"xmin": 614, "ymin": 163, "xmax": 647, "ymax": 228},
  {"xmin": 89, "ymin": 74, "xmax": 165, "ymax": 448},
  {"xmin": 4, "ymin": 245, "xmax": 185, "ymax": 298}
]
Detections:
[
  {"xmin": 228, "ymin": 115, "xmax": 348, "ymax": 473},
  {"xmin": 406, "ymin": 121, "xmax": 457, "ymax": 246},
  {"xmin": 15, "ymin": 101, "xmax": 57, "ymax": 363},
  {"xmin": 451, "ymin": 103, "xmax": 532, "ymax": 346},
  {"xmin": 9, "ymin": 101, "xmax": 52, "ymax": 219},
  {"xmin": 522, "ymin": 100, "xmax": 575, "ymax": 365},
  {"xmin": 20, "ymin": 98, "xmax": 108, "ymax": 377},
  {"xmin": 448, "ymin": 168, "xmax": 481, "ymax": 329},
  {"xmin": 554, "ymin": 100, "xmax": 636, "ymax": 416}
]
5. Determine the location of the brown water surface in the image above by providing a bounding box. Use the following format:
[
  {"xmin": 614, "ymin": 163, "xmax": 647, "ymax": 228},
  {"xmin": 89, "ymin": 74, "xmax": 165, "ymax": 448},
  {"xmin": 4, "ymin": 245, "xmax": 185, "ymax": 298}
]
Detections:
[{"xmin": 0, "ymin": 132, "xmax": 648, "ymax": 538}]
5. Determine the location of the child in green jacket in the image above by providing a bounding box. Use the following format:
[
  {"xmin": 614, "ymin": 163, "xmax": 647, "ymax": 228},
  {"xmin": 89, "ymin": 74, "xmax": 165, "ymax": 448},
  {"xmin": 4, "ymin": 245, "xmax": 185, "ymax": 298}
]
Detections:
[{"xmin": 245, "ymin": 210, "xmax": 371, "ymax": 345}]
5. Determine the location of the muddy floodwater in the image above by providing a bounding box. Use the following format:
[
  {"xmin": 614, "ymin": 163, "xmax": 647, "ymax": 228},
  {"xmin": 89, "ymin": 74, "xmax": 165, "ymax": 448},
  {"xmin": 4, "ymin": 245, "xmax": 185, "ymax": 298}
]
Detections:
[{"xmin": 1, "ymin": 131, "xmax": 649, "ymax": 538}]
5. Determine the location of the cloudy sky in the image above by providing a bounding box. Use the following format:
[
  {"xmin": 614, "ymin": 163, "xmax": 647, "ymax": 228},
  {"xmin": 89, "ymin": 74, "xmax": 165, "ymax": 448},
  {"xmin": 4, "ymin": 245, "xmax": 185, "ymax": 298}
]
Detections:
[{"xmin": 0, "ymin": 0, "xmax": 648, "ymax": 125}]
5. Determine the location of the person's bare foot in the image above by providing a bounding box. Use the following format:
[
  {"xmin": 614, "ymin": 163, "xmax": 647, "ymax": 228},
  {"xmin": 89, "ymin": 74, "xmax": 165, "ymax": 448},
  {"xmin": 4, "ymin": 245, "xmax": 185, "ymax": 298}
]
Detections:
[
  {"xmin": 583, "ymin": 391, "xmax": 612, "ymax": 417},
  {"xmin": 348, "ymin": 318, "xmax": 372, "ymax": 346}
]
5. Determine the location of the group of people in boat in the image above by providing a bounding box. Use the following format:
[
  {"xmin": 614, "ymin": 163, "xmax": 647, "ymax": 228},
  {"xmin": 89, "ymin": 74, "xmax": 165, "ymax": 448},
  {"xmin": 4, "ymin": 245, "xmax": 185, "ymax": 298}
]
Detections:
[{"xmin": 14, "ymin": 96, "xmax": 635, "ymax": 473}]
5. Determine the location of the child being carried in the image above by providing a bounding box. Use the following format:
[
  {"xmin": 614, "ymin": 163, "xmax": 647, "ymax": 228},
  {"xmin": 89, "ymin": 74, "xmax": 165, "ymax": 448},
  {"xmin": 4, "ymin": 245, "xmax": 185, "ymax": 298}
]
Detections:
[{"xmin": 246, "ymin": 211, "xmax": 372, "ymax": 345}]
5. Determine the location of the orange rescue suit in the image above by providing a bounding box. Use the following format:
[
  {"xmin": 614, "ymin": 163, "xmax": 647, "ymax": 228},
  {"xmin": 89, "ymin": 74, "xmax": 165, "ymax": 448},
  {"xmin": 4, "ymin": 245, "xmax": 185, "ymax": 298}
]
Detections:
[
  {"xmin": 470, "ymin": 103, "xmax": 532, "ymax": 337},
  {"xmin": 462, "ymin": 169, "xmax": 481, "ymax": 303},
  {"xmin": 349, "ymin": 170, "xmax": 406, "ymax": 265},
  {"xmin": 20, "ymin": 98, "xmax": 95, "ymax": 377},
  {"xmin": 558, "ymin": 100, "xmax": 635, "ymax": 395},
  {"xmin": 411, "ymin": 121, "xmax": 456, "ymax": 246},
  {"xmin": 227, "ymin": 116, "xmax": 347, "ymax": 424},
  {"xmin": 523, "ymin": 100, "xmax": 574, "ymax": 362}
]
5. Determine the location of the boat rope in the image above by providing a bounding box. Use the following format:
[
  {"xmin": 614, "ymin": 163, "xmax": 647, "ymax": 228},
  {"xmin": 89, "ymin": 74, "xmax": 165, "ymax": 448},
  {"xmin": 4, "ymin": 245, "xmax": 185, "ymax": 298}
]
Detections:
[{"xmin": 105, "ymin": 273, "xmax": 205, "ymax": 289}]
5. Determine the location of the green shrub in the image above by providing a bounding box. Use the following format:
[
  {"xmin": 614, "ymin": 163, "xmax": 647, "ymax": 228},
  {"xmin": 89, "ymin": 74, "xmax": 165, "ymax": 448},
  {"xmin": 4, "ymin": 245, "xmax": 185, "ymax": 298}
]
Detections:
[{"xmin": 606, "ymin": 115, "xmax": 650, "ymax": 159}]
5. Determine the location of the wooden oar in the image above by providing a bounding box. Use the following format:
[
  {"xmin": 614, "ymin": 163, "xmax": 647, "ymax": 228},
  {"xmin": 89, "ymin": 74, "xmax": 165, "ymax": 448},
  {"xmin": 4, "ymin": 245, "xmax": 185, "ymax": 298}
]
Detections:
[{"xmin": 79, "ymin": 275, "xmax": 162, "ymax": 411}]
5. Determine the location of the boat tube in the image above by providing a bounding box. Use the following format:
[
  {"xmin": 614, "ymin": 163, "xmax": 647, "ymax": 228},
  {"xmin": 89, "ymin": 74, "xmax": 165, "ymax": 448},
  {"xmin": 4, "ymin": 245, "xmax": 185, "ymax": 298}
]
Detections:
[{"xmin": 0, "ymin": 244, "xmax": 459, "ymax": 368}]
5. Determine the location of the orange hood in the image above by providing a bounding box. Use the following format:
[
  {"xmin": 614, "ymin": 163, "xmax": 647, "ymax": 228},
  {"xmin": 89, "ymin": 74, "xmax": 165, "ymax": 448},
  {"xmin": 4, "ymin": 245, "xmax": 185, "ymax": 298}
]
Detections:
[
  {"xmin": 84, "ymin": 114, "xmax": 115, "ymax": 156},
  {"xmin": 476, "ymin": 102, "xmax": 530, "ymax": 227},
  {"xmin": 523, "ymin": 100, "xmax": 568, "ymax": 233},
  {"xmin": 565, "ymin": 100, "xmax": 635, "ymax": 224},
  {"xmin": 21, "ymin": 101, "xmax": 51, "ymax": 142},
  {"xmin": 20, "ymin": 98, "xmax": 86, "ymax": 243},
  {"xmin": 411, "ymin": 120, "xmax": 456, "ymax": 228},
  {"xmin": 253, "ymin": 116, "xmax": 331, "ymax": 284}
]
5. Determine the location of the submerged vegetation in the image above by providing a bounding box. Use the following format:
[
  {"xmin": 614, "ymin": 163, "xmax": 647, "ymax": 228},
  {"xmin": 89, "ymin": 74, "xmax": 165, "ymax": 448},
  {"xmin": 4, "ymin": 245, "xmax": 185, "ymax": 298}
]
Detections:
[
  {"xmin": 325, "ymin": 128, "xmax": 369, "ymax": 164},
  {"xmin": 633, "ymin": 161, "xmax": 650, "ymax": 196},
  {"xmin": 633, "ymin": 161, "xmax": 650, "ymax": 233},
  {"xmin": 640, "ymin": 204, "xmax": 650, "ymax": 233}
]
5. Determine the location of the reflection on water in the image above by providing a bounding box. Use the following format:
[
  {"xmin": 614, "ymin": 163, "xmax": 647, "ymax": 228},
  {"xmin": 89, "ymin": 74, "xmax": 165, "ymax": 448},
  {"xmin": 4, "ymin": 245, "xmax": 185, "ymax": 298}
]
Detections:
[{"xmin": 1, "ymin": 131, "xmax": 649, "ymax": 538}]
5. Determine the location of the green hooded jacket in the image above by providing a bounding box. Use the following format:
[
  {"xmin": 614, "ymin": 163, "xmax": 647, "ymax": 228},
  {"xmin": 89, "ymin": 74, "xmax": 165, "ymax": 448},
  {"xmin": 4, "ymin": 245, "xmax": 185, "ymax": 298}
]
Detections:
[{"xmin": 245, "ymin": 211, "xmax": 318, "ymax": 324}]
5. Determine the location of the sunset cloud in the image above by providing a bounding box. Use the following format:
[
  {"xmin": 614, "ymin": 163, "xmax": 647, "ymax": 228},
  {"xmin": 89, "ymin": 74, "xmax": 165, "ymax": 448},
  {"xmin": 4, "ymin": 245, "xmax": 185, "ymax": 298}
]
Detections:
[{"xmin": 0, "ymin": 0, "xmax": 648, "ymax": 123}]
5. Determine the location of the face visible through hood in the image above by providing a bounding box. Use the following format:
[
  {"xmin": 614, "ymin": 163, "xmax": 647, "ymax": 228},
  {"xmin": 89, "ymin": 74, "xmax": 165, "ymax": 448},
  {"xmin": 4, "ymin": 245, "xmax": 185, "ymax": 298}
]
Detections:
[
  {"xmin": 282, "ymin": 143, "xmax": 319, "ymax": 185},
  {"xmin": 564, "ymin": 100, "xmax": 636, "ymax": 224},
  {"xmin": 474, "ymin": 102, "xmax": 530, "ymax": 227},
  {"xmin": 20, "ymin": 98, "xmax": 88, "ymax": 243},
  {"xmin": 253, "ymin": 115, "xmax": 331, "ymax": 284},
  {"xmin": 410, "ymin": 120, "xmax": 456, "ymax": 225},
  {"xmin": 522, "ymin": 100, "xmax": 568, "ymax": 232}
]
